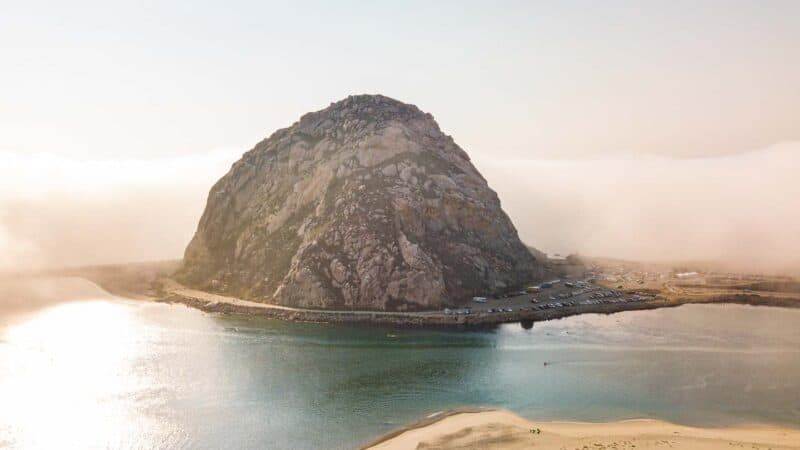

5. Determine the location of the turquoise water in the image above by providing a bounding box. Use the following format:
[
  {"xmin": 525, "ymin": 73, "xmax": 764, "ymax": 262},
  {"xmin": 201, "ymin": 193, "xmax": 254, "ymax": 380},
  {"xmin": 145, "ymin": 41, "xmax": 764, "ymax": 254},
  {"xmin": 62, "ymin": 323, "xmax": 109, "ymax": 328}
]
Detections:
[{"xmin": 1, "ymin": 277, "xmax": 799, "ymax": 449}]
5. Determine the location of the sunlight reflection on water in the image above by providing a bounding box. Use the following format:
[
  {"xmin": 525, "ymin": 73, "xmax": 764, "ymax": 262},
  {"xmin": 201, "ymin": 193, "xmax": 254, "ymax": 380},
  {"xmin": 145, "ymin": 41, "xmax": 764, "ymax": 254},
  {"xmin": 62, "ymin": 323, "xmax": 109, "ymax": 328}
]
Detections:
[
  {"xmin": 0, "ymin": 300, "xmax": 184, "ymax": 449},
  {"xmin": 1, "ymin": 278, "xmax": 799, "ymax": 450}
]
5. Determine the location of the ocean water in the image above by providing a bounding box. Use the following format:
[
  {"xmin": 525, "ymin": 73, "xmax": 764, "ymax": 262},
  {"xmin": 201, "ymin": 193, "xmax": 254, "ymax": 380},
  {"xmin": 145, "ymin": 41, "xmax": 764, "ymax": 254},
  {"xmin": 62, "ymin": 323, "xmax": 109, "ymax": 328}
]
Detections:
[{"xmin": 1, "ymin": 277, "xmax": 799, "ymax": 449}]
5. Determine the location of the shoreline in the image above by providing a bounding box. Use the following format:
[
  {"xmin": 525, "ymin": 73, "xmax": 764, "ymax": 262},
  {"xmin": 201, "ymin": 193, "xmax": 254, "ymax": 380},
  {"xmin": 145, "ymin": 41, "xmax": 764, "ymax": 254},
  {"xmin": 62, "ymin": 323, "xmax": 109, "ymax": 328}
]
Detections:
[
  {"xmin": 158, "ymin": 278, "xmax": 800, "ymax": 328},
  {"xmin": 359, "ymin": 407, "xmax": 495, "ymax": 449},
  {"xmin": 22, "ymin": 260, "xmax": 797, "ymax": 328},
  {"xmin": 362, "ymin": 409, "xmax": 800, "ymax": 449}
]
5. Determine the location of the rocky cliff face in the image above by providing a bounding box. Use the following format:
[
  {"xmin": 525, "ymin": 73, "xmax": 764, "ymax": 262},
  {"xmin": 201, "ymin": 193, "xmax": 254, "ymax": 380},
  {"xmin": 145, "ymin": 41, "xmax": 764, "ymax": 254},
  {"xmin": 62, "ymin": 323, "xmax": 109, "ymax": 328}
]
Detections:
[{"xmin": 177, "ymin": 95, "xmax": 542, "ymax": 311}]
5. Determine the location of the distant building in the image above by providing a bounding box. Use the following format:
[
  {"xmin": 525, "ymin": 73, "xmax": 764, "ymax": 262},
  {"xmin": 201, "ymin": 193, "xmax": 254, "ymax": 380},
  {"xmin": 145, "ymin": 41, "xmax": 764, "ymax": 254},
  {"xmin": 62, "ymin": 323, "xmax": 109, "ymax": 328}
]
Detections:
[{"xmin": 547, "ymin": 253, "xmax": 569, "ymax": 265}]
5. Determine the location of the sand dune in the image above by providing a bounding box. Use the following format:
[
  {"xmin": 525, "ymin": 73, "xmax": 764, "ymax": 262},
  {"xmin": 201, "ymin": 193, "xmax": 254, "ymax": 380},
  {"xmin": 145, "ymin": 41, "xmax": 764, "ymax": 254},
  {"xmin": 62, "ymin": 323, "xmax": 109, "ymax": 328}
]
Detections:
[{"xmin": 366, "ymin": 410, "xmax": 800, "ymax": 450}]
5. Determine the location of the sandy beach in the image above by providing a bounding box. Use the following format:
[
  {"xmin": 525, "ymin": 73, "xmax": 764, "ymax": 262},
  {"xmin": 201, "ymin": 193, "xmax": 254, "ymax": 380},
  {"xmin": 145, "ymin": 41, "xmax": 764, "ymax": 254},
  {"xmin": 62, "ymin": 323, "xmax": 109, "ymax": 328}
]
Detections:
[{"xmin": 365, "ymin": 410, "xmax": 800, "ymax": 450}]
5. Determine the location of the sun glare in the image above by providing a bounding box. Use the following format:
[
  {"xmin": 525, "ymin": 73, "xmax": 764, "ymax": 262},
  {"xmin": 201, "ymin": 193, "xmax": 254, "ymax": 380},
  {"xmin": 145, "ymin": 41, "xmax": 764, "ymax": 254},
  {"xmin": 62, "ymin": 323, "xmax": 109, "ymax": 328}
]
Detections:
[{"xmin": 0, "ymin": 301, "xmax": 164, "ymax": 449}]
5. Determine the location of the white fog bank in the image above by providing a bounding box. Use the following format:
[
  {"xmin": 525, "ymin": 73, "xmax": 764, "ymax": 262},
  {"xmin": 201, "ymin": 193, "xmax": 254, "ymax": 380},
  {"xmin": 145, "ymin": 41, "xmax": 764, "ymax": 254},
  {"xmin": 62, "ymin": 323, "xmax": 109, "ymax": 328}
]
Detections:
[
  {"xmin": 1, "ymin": 143, "xmax": 799, "ymax": 275},
  {"xmin": 475, "ymin": 142, "xmax": 800, "ymax": 275},
  {"xmin": 0, "ymin": 149, "xmax": 239, "ymax": 270}
]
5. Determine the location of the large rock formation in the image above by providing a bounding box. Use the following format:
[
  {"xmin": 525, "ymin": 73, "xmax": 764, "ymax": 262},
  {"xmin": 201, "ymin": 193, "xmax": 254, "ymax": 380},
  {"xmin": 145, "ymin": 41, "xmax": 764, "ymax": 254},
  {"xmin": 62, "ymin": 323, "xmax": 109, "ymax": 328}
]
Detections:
[{"xmin": 177, "ymin": 95, "xmax": 542, "ymax": 311}]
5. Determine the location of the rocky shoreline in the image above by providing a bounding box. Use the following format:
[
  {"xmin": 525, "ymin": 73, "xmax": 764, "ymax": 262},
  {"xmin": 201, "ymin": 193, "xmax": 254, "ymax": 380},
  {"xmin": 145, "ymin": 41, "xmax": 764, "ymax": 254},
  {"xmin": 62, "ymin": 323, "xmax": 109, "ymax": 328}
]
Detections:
[
  {"xmin": 157, "ymin": 281, "xmax": 800, "ymax": 328},
  {"xmin": 54, "ymin": 261, "xmax": 800, "ymax": 328}
]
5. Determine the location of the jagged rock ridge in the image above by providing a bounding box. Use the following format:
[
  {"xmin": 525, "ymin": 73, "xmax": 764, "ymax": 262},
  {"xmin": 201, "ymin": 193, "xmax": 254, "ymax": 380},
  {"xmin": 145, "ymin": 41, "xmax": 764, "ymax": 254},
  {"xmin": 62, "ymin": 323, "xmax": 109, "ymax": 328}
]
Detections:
[{"xmin": 177, "ymin": 94, "xmax": 542, "ymax": 311}]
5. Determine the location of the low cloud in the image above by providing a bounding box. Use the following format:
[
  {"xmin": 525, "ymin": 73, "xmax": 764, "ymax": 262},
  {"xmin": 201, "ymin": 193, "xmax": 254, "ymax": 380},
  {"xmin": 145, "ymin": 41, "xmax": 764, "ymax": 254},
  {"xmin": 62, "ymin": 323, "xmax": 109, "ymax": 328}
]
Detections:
[
  {"xmin": 1, "ymin": 143, "xmax": 798, "ymax": 276},
  {"xmin": 474, "ymin": 142, "xmax": 800, "ymax": 275},
  {"xmin": 0, "ymin": 149, "xmax": 239, "ymax": 271}
]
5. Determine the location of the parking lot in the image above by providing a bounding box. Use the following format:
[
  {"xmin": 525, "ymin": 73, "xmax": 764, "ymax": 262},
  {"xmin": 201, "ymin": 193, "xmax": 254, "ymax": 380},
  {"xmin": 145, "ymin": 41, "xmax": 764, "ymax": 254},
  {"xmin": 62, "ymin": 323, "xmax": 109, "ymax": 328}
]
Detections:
[{"xmin": 446, "ymin": 278, "xmax": 651, "ymax": 316}]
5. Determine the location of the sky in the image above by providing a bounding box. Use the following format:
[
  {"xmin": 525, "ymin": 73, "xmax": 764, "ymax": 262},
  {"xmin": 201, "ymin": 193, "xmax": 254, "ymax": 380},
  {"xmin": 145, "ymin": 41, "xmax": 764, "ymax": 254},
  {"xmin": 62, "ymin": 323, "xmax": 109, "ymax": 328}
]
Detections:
[{"xmin": 1, "ymin": 1, "xmax": 799, "ymax": 273}]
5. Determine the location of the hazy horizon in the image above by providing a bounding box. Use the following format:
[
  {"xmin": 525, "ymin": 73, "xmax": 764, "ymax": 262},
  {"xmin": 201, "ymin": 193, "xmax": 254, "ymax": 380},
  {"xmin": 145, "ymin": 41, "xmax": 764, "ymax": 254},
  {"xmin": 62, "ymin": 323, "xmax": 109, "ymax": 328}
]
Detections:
[{"xmin": 2, "ymin": 1, "xmax": 799, "ymax": 275}]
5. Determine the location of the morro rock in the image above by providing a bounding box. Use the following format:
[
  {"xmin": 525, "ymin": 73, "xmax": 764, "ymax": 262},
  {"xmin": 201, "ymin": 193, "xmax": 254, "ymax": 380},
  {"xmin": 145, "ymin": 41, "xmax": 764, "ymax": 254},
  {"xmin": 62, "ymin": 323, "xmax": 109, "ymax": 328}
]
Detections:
[{"xmin": 177, "ymin": 95, "xmax": 542, "ymax": 311}]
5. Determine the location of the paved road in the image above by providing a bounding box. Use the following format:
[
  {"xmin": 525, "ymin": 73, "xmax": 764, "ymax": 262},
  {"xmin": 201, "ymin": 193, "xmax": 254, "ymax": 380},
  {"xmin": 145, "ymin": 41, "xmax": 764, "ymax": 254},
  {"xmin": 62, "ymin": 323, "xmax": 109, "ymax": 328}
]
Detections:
[{"xmin": 161, "ymin": 278, "xmax": 443, "ymax": 317}]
